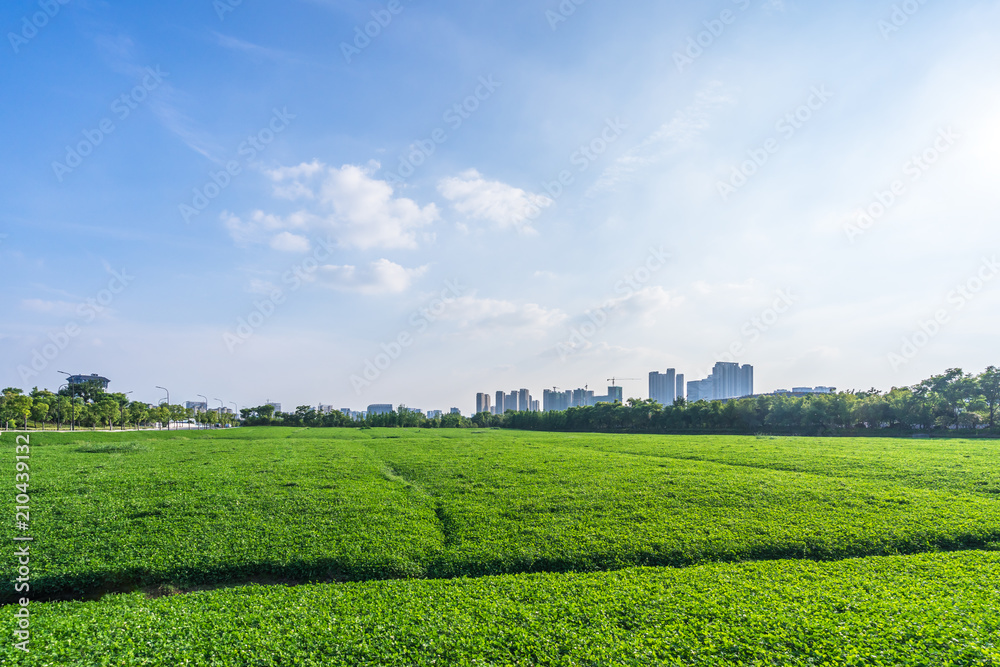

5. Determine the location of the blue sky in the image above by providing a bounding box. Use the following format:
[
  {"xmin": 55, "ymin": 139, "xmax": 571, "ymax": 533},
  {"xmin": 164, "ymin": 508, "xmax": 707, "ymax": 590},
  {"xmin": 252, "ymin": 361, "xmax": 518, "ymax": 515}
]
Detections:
[{"xmin": 3, "ymin": 0, "xmax": 1000, "ymax": 413}]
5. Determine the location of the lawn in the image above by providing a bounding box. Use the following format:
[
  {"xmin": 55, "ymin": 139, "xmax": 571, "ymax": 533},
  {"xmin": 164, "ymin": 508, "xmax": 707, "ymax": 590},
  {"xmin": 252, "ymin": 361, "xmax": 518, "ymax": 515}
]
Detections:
[
  {"xmin": 2, "ymin": 428, "xmax": 998, "ymax": 665},
  {"xmin": 3, "ymin": 552, "xmax": 997, "ymax": 666},
  {"xmin": 3, "ymin": 428, "xmax": 999, "ymax": 600}
]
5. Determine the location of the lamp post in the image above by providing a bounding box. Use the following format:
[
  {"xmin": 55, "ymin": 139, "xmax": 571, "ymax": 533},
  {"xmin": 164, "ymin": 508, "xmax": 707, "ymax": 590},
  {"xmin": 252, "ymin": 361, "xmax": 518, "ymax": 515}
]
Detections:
[
  {"xmin": 119, "ymin": 391, "xmax": 133, "ymax": 431},
  {"xmin": 214, "ymin": 399, "xmax": 225, "ymax": 429},
  {"xmin": 156, "ymin": 386, "xmax": 169, "ymax": 430},
  {"xmin": 58, "ymin": 371, "xmax": 75, "ymax": 431},
  {"xmin": 57, "ymin": 384, "xmax": 67, "ymax": 431},
  {"xmin": 197, "ymin": 394, "xmax": 208, "ymax": 430}
]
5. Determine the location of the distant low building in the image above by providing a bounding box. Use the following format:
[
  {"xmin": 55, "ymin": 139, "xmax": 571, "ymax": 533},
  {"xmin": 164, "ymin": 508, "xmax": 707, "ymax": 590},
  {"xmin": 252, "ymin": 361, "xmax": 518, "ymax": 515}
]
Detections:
[
  {"xmin": 771, "ymin": 387, "xmax": 837, "ymax": 396},
  {"xmin": 427, "ymin": 410, "xmax": 443, "ymax": 419},
  {"xmin": 267, "ymin": 402, "xmax": 282, "ymax": 413},
  {"xmin": 67, "ymin": 374, "xmax": 110, "ymax": 390},
  {"xmin": 185, "ymin": 401, "xmax": 208, "ymax": 412},
  {"xmin": 367, "ymin": 404, "xmax": 394, "ymax": 416}
]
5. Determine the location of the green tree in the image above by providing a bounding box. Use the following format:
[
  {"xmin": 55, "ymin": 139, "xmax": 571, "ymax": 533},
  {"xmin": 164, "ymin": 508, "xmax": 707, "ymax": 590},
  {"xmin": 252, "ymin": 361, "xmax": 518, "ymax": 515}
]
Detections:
[
  {"xmin": 979, "ymin": 366, "xmax": 1000, "ymax": 430},
  {"xmin": 30, "ymin": 401, "xmax": 49, "ymax": 429},
  {"xmin": 94, "ymin": 398, "xmax": 120, "ymax": 430},
  {"xmin": 128, "ymin": 402, "xmax": 149, "ymax": 430},
  {"xmin": 916, "ymin": 368, "xmax": 978, "ymax": 428},
  {"xmin": 1, "ymin": 390, "xmax": 33, "ymax": 430}
]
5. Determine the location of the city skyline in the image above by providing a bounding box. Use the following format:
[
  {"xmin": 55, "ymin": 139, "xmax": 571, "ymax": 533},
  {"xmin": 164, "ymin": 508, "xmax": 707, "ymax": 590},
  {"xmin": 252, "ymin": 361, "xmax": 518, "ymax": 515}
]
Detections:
[{"xmin": 7, "ymin": 359, "xmax": 870, "ymax": 416}]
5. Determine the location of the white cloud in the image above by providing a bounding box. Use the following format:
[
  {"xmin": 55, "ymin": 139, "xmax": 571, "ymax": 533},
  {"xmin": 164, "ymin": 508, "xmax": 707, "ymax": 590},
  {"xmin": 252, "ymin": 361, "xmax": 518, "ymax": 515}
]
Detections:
[
  {"xmin": 269, "ymin": 232, "xmax": 312, "ymax": 253},
  {"xmin": 318, "ymin": 163, "xmax": 438, "ymax": 249},
  {"xmin": 320, "ymin": 259, "xmax": 428, "ymax": 295},
  {"xmin": 225, "ymin": 161, "xmax": 438, "ymax": 251},
  {"xmin": 438, "ymin": 169, "xmax": 553, "ymax": 235}
]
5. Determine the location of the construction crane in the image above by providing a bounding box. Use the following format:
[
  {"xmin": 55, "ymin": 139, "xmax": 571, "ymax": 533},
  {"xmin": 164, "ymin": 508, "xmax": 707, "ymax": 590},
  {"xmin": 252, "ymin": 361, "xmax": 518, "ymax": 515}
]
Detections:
[{"xmin": 607, "ymin": 377, "xmax": 639, "ymax": 387}]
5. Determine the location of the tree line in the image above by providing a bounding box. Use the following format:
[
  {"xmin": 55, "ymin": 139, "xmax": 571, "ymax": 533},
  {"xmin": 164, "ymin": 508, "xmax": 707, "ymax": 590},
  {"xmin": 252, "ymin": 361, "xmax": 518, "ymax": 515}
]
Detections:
[
  {"xmin": 483, "ymin": 367, "xmax": 1000, "ymax": 436},
  {"xmin": 4, "ymin": 366, "xmax": 997, "ymax": 436},
  {"xmin": 239, "ymin": 404, "xmax": 474, "ymax": 429},
  {"xmin": 0, "ymin": 380, "xmax": 238, "ymax": 431}
]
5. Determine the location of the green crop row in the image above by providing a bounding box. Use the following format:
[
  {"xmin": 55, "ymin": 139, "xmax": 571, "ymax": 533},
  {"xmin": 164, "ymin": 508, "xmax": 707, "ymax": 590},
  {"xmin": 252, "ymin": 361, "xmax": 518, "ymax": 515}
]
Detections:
[
  {"xmin": 4, "ymin": 551, "xmax": 998, "ymax": 666},
  {"xmin": 4, "ymin": 428, "xmax": 1000, "ymax": 601}
]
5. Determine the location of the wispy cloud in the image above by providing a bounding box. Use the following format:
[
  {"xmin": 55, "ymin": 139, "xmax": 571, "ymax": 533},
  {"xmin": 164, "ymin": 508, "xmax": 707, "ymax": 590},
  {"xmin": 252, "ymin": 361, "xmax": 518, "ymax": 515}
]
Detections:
[
  {"xmin": 431, "ymin": 295, "xmax": 568, "ymax": 342},
  {"xmin": 211, "ymin": 32, "xmax": 312, "ymax": 66},
  {"xmin": 588, "ymin": 82, "xmax": 735, "ymax": 195}
]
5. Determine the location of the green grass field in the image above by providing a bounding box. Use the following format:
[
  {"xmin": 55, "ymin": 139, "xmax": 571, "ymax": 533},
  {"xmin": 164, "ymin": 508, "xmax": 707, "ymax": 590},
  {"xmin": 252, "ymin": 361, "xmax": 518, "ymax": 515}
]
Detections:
[{"xmin": 3, "ymin": 428, "xmax": 999, "ymax": 665}]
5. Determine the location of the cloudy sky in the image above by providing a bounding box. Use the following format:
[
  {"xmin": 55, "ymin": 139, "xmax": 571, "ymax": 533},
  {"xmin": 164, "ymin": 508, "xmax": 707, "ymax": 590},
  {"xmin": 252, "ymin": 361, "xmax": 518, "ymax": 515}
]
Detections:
[{"xmin": 3, "ymin": 0, "xmax": 999, "ymax": 413}]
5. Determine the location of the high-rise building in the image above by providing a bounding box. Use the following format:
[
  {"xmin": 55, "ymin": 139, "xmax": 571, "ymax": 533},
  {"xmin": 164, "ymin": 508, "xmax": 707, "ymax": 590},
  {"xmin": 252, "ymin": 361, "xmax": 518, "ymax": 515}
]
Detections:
[
  {"xmin": 450, "ymin": 408, "xmax": 461, "ymax": 415},
  {"xmin": 687, "ymin": 377, "xmax": 714, "ymax": 403},
  {"xmin": 649, "ymin": 369, "xmax": 677, "ymax": 406},
  {"xmin": 507, "ymin": 391, "xmax": 518, "ymax": 412},
  {"xmin": 711, "ymin": 362, "xmax": 741, "ymax": 400},
  {"xmin": 367, "ymin": 404, "xmax": 393, "ymax": 416},
  {"xmin": 530, "ymin": 399, "xmax": 540, "ymax": 412},
  {"xmin": 476, "ymin": 393, "xmax": 492, "ymax": 414},
  {"xmin": 495, "ymin": 390, "xmax": 506, "ymax": 414},
  {"xmin": 543, "ymin": 389, "xmax": 571, "ymax": 412},
  {"xmin": 710, "ymin": 362, "xmax": 754, "ymax": 400},
  {"xmin": 570, "ymin": 388, "xmax": 594, "ymax": 407},
  {"xmin": 687, "ymin": 363, "xmax": 754, "ymax": 402},
  {"xmin": 676, "ymin": 374, "xmax": 685, "ymax": 402},
  {"xmin": 738, "ymin": 364, "xmax": 754, "ymax": 398},
  {"xmin": 518, "ymin": 389, "xmax": 531, "ymax": 413}
]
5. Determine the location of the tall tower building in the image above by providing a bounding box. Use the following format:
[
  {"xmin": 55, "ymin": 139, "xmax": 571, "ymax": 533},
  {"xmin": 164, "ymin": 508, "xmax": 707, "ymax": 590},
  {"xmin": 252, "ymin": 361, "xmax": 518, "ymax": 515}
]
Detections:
[
  {"xmin": 543, "ymin": 389, "xmax": 571, "ymax": 412},
  {"xmin": 708, "ymin": 362, "xmax": 754, "ymax": 400},
  {"xmin": 676, "ymin": 374, "xmax": 685, "ymax": 402},
  {"xmin": 495, "ymin": 390, "xmax": 506, "ymax": 414},
  {"xmin": 648, "ymin": 369, "xmax": 676, "ymax": 406},
  {"xmin": 476, "ymin": 393, "xmax": 491, "ymax": 414},
  {"xmin": 711, "ymin": 362, "xmax": 740, "ymax": 400},
  {"xmin": 518, "ymin": 389, "xmax": 531, "ymax": 413},
  {"xmin": 738, "ymin": 364, "xmax": 754, "ymax": 398},
  {"xmin": 508, "ymin": 391, "xmax": 519, "ymax": 412}
]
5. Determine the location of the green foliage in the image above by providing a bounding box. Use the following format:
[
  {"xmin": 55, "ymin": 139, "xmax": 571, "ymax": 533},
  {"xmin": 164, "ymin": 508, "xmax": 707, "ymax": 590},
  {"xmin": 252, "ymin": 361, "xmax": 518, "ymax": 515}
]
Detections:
[
  {"xmin": 5, "ymin": 429, "xmax": 1000, "ymax": 603},
  {"xmin": 4, "ymin": 552, "xmax": 999, "ymax": 666}
]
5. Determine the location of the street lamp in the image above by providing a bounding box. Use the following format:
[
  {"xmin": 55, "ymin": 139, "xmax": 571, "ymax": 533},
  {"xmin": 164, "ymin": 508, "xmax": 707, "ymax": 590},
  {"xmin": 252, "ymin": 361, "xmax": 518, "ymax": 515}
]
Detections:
[
  {"xmin": 156, "ymin": 387, "xmax": 170, "ymax": 430},
  {"xmin": 198, "ymin": 394, "xmax": 208, "ymax": 430},
  {"xmin": 57, "ymin": 384, "xmax": 68, "ymax": 431},
  {"xmin": 118, "ymin": 391, "xmax": 133, "ymax": 432},
  {"xmin": 214, "ymin": 399, "xmax": 225, "ymax": 429}
]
